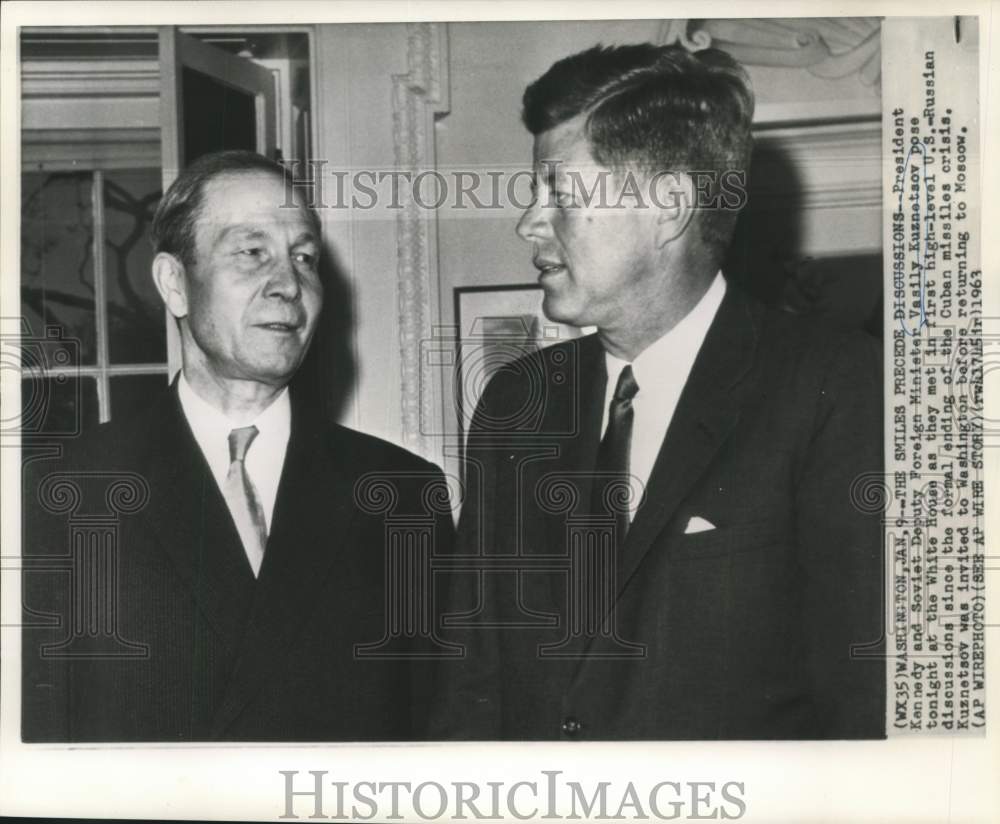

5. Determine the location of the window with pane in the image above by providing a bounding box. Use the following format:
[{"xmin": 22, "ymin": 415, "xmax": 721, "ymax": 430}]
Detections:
[
  {"xmin": 21, "ymin": 167, "xmax": 167, "ymax": 432},
  {"xmin": 20, "ymin": 26, "xmax": 313, "ymax": 435}
]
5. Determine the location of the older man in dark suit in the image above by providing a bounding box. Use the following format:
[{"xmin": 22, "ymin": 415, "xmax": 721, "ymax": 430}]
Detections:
[
  {"xmin": 22, "ymin": 150, "xmax": 453, "ymax": 742},
  {"xmin": 433, "ymin": 44, "xmax": 885, "ymax": 740}
]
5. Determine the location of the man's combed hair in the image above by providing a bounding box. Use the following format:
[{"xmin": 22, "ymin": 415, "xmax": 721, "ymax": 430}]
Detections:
[
  {"xmin": 151, "ymin": 150, "xmax": 321, "ymax": 268},
  {"xmin": 522, "ymin": 43, "xmax": 754, "ymax": 258}
]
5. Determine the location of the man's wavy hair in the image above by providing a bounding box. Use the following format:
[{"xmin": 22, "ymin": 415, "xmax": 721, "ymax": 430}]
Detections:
[
  {"xmin": 151, "ymin": 150, "xmax": 321, "ymax": 270},
  {"xmin": 522, "ymin": 43, "xmax": 754, "ymax": 263}
]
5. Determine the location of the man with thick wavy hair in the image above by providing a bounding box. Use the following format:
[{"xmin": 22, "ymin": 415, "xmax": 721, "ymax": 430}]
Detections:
[{"xmin": 435, "ymin": 44, "xmax": 884, "ymax": 741}]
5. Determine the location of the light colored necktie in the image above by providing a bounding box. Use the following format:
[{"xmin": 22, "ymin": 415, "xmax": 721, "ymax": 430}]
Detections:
[{"xmin": 223, "ymin": 425, "xmax": 268, "ymax": 577}]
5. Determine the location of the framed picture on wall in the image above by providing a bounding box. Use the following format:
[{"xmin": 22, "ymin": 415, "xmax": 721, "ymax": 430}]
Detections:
[{"xmin": 453, "ymin": 284, "xmax": 592, "ymax": 439}]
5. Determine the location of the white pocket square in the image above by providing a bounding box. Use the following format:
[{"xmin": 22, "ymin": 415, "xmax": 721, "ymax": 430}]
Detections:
[{"xmin": 684, "ymin": 516, "xmax": 716, "ymax": 534}]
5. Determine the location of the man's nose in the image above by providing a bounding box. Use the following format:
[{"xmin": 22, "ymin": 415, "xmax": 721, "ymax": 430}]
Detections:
[
  {"xmin": 265, "ymin": 255, "xmax": 302, "ymax": 300},
  {"xmin": 515, "ymin": 200, "xmax": 550, "ymax": 243}
]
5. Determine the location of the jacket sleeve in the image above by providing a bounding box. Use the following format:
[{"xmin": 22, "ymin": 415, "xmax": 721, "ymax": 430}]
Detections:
[
  {"xmin": 795, "ymin": 331, "xmax": 886, "ymax": 738},
  {"xmin": 403, "ymin": 458, "xmax": 460, "ymax": 740},
  {"xmin": 21, "ymin": 451, "xmax": 72, "ymax": 742},
  {"xmin": 425, "ymin": 382, "xmax": 506, "ymax": 740}
]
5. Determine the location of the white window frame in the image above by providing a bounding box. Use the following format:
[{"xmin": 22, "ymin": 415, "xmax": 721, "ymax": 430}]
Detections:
[
  {"xmin": 22, "ymin": 25, "xmax": 315, "ymax": 422},
  {"xmin": 23, "ymin": 167, "xmax": 169, "ymax": 425}
]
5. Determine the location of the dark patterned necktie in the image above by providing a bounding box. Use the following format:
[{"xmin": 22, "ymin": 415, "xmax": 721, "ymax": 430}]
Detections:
[{"xmin": 592, "ymin": 364, "xmax": 639, "ymax": 559}]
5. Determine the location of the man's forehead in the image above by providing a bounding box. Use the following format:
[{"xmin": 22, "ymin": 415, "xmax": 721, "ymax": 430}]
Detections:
[
  {"xmin": 197, "ymin": 171, "xmax": 314, "ymax": 236},
  {"xmin": 201, "ymin": 170, "xmax": 291, "ymax": 207},
  {"xmin": 532, "ymin": 115, "xmax": 604, "ymax": 178}
]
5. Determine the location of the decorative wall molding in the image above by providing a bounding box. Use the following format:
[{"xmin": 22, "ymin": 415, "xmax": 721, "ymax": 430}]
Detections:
[
  {"xmin": 752, "ymin": 120, "xmax": 882, "ymax": 210},
  {"xmin": 658, "ymin": 19, "xmax": 884, "ymax": 259},
  {"xmin": 658, "ymin": 17, "xmax": 882, "ymax": 88},
  {"xmin": 22, "ymin": 127, "xmax": 160, "ymax": 170},
  {"xmin": 21, "ymin": 53, "xmax": 160, "ymax": 147},
  {"xmin": 659, "ymin": 19, "xmax": 711, "ymax": 52},
  {"xmin": 21, "ymin": 58, "xmax": 159, "ymax": 98},
  {"xmin": 392, "ymin": 22, "xmax": 451, "ymax": 461}
]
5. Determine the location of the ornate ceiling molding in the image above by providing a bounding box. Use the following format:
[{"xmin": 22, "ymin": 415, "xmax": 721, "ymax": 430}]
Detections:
[
  {"xmin": 658, "ymin": 17, "xmax": 882, "ymax": 87},
  {"xmin": 392, "ymin": 22, "xmax": 451, "ymax": 461}
]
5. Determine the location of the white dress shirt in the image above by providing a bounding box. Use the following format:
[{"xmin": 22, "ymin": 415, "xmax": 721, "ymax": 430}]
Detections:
[
  {"xmin": 177, "ymin": 373, "xmax": 291, "ymax": 533},
  {"xmin": 602, "ymin": 271, "xmax": 727, "ymax": 518}
]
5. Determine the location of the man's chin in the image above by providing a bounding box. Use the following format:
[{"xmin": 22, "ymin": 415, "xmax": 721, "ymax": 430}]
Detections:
[
  {"xmin": 540, "ymin": 294, "xmax": 583, "ymax": 328},
  {"xmin": 241, "ymin": 355, "xmax": 304, "ymax": 387}
]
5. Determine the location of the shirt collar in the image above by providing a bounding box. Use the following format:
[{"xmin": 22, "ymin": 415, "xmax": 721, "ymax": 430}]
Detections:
[
  {"xmin": 177, "ymin": 371, "xmax": 291, "ymax": 451},
  {"xmin": 605, "ymin": 271, "xmax": 727, "ymax": 392}
]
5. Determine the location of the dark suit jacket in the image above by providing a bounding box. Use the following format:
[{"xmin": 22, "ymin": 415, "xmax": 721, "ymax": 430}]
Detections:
[
  {"xmin": 22, "ymin": 382, "xmax": 453, "ymax": 742},
  {"xmin": 433, "ymin": 285, "xmax": 885, "ymax": 740}
]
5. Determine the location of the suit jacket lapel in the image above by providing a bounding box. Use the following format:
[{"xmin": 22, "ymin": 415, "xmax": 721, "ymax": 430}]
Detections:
[
  {"xmin": 141, "ymin": 384, "xmax": 256, "ymax": 654},
  {"xmin": 210, "ymin": 398, "xmax": 356, "ymax": 737},
  {"xmin": 616, "ymin": 287, "xmax": 760, "ymax": 597},
  {"xmin": 571, "ymin": 287, "xmax": 760, "ymax": 669}
]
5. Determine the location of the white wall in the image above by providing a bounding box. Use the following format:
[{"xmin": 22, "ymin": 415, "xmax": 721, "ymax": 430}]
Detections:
[{"xmin": 313, "ymin": 23, "xmax": 412, "ymax": 443}]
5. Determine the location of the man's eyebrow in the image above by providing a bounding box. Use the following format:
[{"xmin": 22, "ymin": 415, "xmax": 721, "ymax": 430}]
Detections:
[
  {"xmin": 216, "ymin": 224, "xmax": 269, "ymax": 242},
  {"xmin": 291, "ymin": 231, "xmax": 319, "ymax": 247},
  {"xmin": 214, "ymin": 226, "xmax": 319, "ymax": 246}
]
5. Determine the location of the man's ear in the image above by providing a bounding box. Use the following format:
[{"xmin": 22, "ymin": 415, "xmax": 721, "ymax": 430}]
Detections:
[
  {"xmin": 151, "ymin": 252, "xmax": 189, "ymax": 320},
  {"xmin": 650, "ymin": 171, "xmax": 696, "ymax": 248}
]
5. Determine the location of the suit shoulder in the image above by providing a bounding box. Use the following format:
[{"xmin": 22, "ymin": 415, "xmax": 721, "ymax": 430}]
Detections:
[
  {"xmin": 32, "ymin": 400, "xmax": 162, "ymax": 475},
  {"xmin": 326, "ymin": 423, "xmax": 444, "ymax": 476},
  {"xmin": 755, "ymin": 304, "xmax": 880, "ymax": 378},
  {"xmin": 748, "ymin": 305, "xmax": 881, "ymax": 445},
  {"xmin": 477, "ymin": 333, "xmax": 598, "ymax": 407},
  {"xmin": 757, "ymin": 301, "xmax": 875, "ymax": 347},
  {"xmin": 515, "ymin": 334, "xmax": 594, "ymax": 367},
  {"xmin": 21, "ymin": 402, "xmax": 166, "ymax": 535}
]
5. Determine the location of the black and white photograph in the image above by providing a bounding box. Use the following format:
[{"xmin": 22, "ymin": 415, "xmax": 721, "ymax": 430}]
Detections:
[{"xmin": 0, "ymin": 2, "xmax": 996, "ymax": 822}]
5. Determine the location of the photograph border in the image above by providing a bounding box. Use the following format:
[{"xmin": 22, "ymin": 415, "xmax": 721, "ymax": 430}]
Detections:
[{"xmin": 1, "ymin": 2, "xmax": 997, "ymax": 823}]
